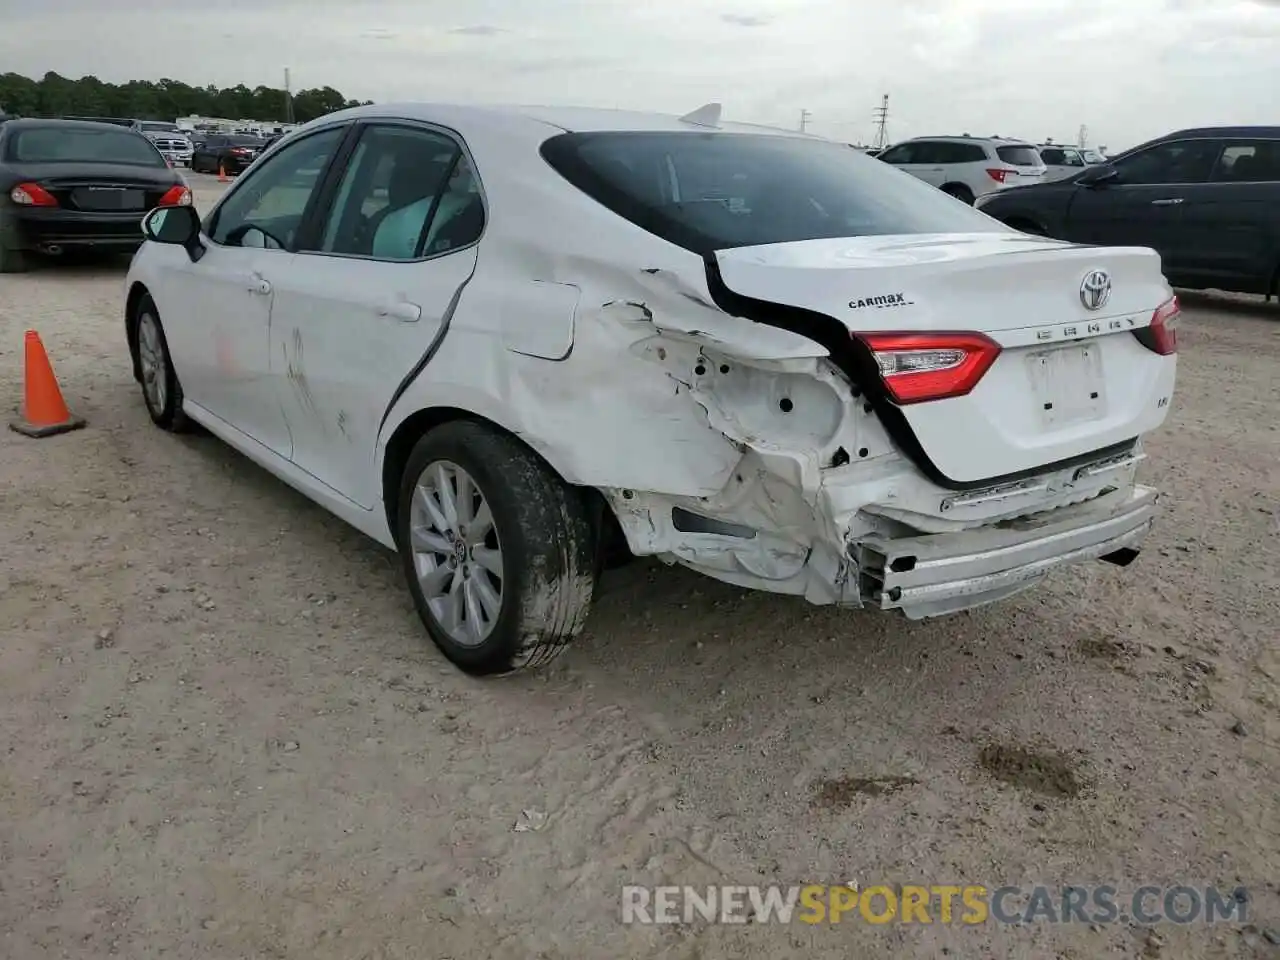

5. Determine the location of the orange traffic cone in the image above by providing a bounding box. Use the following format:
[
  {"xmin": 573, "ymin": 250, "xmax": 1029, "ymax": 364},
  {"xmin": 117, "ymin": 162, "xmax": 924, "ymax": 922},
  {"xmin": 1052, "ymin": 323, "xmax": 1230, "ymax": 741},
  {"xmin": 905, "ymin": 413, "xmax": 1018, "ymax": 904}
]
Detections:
[
  {"xmin": 217, "ymin": 161, "xmax": 229, "ymax": 183},
  {"xmin": 9, "ymin": 330, "xmax": 86, "ymax": 438}
]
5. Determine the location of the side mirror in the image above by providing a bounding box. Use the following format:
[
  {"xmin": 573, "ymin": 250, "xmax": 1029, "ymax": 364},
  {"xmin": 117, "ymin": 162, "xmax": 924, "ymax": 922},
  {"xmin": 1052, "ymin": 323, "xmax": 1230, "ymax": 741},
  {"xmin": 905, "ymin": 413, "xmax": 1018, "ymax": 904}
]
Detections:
[
  {"xmin": 1077, "ymin": 163, "xmax": 1118, "ymax": 187},
  {"xmin": 141, "ymin": 205, "xmax": 205, "ymax": 261}
]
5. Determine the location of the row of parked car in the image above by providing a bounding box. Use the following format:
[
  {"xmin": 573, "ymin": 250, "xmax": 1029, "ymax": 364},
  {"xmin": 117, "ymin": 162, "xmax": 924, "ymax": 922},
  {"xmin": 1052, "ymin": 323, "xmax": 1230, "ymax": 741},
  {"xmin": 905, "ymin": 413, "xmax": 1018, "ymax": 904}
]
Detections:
[
  {"xmin": 867, "ymin": 135, "xmax": 1108, "ymax": 204},
  {"xmin": 874, "ymin": 126, "xmax": 1280, "ymax": 300}
]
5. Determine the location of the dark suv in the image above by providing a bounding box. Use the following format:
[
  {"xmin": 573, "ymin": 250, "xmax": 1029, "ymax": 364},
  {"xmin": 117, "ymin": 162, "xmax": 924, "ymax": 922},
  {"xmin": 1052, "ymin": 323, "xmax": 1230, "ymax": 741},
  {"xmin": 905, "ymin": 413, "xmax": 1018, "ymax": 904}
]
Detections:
[{"xmin": 976, "ymin": 126, "xmax": 1280, "ymax": 299}]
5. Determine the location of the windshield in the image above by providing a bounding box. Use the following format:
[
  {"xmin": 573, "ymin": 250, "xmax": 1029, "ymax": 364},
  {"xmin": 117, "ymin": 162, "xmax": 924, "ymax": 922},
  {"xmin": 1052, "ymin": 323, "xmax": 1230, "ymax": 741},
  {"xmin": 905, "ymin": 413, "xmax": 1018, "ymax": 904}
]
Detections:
[
  {"xmin": 996, "ymin": 145, "xmax": 1043, "ymax": 166},
  {"xmin": 1082, "ymin": 150, "xmax": 1105, "ymax": 164},
  {"xmin": 540, "ymin": 131, "xmax": 1005, "ymax": 255},
  {"xmin": 6, "ymin": 126, "xmax": 166, "ymax": 166},
  {"xmin": 141, "ymin": 122, "xmax": 180, "ymax": 133}
]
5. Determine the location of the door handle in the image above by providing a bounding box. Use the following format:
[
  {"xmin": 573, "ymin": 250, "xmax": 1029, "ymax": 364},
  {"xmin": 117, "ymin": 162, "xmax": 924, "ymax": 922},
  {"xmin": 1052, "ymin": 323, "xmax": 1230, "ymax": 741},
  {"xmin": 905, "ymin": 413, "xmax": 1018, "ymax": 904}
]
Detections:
[
  {"xmin": 242, "ymin": 274, "xmax": 271, "ymax": 295},
  {"xmin": 1150, "ymin": 198, "xmax": 1184, "ymax": 206},
  {"xmin": 377, "ymin": 300, "xmax": 421, "ymax": 323}
]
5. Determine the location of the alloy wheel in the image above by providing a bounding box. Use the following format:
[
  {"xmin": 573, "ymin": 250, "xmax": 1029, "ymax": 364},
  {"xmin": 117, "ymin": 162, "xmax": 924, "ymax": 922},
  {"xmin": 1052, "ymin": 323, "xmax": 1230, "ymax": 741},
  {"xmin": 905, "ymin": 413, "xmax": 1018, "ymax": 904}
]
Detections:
[
  {"xmin": 409, "ymin": 460, "xmax": 504, "ymax": 647},
  {"xmin": 137, "ymin": 312, "xmax": 168, "ymax": 415}
]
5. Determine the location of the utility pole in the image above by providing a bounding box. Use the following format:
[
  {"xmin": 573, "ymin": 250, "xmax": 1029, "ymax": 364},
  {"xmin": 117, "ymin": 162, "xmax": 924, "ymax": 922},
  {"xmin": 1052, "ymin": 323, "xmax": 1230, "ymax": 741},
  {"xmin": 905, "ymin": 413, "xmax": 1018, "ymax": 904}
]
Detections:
[
  {"xmin": 799, "ymin": 108, "xmax": 811, "ymax": 133},
  {"xmin": 872, "ymin": 94, "xmax": 890, "ymax": 150},
  {"xmin": 1078, "ymin": 123, "xmax": 1087, "ymax": 148},
  {"xmin": 283, "ymin": 67, "xmax": 294, "ymax": 124}
]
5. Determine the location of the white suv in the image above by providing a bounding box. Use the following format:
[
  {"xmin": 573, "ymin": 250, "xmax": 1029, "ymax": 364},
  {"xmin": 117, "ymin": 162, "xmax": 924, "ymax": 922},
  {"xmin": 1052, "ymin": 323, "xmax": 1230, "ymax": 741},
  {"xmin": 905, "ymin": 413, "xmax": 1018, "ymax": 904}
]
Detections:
[
  {"xmin": 877, "ymin": 136, "xmax": 1047, "ymax": 204},
  {"xmin": 1037, "ymin": 144, "xmax": 1108, "ymax": 182},
  {"xmin": 124, "ymin": 103, "xmax": 1176, "ymax": 675}
]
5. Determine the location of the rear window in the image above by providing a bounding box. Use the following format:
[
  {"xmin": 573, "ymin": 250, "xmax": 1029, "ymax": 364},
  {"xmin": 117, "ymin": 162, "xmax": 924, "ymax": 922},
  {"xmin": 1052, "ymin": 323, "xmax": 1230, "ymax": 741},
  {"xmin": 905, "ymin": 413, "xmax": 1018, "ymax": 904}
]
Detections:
[
  {"xmin": 230, "ymin": 136, "xmax": 265, "ymax": 147},
  {"xmin": 996, "ymin": 145, "xmax": 1043, "ymax": 166},
  {"xmin": 1081, "ymin": 150, "xmax": 1105, "ymax": 164},
  {"xmin": 6, "ymin": 127, "xmax": 166, "ymax": 166},
  {"xmin": 540, "ymin": 131, "xmax": 1004, "ymax": 255}
]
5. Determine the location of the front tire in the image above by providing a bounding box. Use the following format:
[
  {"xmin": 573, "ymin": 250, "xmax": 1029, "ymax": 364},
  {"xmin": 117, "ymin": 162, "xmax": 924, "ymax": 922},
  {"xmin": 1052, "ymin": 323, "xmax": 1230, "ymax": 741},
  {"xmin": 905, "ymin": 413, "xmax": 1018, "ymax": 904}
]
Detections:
[
  {"xmin": 397, "ymin": 421, "xmax": 597, "ymax": 676},
  {"xmin": 133, "ymin": 295, "xmax": 190, "ymax": 432}
]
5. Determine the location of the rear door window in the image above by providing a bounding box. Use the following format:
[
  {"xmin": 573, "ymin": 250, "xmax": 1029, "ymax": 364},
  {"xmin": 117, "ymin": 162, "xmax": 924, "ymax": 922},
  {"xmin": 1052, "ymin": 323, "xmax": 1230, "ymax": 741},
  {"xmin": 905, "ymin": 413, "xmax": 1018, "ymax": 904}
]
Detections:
[
  {"xmin": 1211, "ymin": 141, "xmax": 1280, "ymax": 182},
  {"xmin": 950, "ymin": 143, "xmax": 988, "ymax": 163}
]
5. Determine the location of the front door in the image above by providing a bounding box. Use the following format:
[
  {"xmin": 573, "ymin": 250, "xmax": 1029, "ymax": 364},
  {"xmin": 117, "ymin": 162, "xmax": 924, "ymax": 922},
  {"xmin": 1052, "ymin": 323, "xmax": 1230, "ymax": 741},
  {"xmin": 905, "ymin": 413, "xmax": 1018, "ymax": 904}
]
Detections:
[
  {"xmin": 266, "ymin": 121, "xmax": 487, "ymax": 507},
  {"xmin": 878, "ymin": 141, "xmax": 947, "ymax": 188},
  {"xmin": 169, "ymin": 125, "xmax": 349, "ymax": 457}
]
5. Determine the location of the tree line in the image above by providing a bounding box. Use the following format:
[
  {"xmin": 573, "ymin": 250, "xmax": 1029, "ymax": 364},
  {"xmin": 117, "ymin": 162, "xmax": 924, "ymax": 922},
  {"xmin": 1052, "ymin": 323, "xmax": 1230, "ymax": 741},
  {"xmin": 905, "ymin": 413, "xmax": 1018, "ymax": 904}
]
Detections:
[{"xmin": 0, "ymin": 71, "xmax": 372, "ymax": 124}]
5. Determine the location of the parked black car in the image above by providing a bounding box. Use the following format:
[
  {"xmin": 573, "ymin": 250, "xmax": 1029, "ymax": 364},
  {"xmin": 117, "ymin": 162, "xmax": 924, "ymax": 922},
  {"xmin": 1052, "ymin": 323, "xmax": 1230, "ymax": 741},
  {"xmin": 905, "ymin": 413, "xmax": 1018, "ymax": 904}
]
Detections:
[
  {"xmin": 190, "ymin": 134, "xmax": 266, "ymax": 175},
  {"xmin": 975, "ymin": 126, "xmax": 1280, "ymax": 298},
  {"xmin": 0, "ymin": 118, "xmax": 191, "ymax": 272}
]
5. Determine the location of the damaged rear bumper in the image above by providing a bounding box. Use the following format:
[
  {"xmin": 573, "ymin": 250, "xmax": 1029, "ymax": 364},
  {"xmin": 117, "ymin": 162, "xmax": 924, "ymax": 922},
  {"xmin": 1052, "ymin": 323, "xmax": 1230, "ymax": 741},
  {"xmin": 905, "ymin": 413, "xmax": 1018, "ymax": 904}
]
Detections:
[{"xmin": 850, "ymin": 484, "xmax": 1159, "ymax": 619}]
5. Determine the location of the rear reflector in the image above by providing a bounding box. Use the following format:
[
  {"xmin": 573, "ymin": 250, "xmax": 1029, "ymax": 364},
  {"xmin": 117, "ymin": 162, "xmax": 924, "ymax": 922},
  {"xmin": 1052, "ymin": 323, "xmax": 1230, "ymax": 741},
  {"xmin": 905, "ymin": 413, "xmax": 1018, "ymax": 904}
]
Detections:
[
  {"xmin": 1133, "ymin": 296, "xmax": 1179, "ymax": 356},
  {"xmin": 10, "ymin": 182, "xmax": 58, "ymax": 207},
  {"xmin": 157, "ymin": 185, "xmax": 192, "ymax": 207},
  {"xmin": 856, "ymin": 331, "xmax": 1002, "ymax": 404}
]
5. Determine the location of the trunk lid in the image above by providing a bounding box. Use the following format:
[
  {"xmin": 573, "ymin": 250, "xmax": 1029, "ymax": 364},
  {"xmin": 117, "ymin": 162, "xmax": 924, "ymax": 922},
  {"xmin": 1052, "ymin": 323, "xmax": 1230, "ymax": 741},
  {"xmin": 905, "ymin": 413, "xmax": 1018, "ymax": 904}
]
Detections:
[
  {"xmin": 13, "ymin": 162, "xmax": 180, "ymax": 213},
  {"xmin": 715, "ymin": 233, "xmax": 1178, "ymax": 484}
]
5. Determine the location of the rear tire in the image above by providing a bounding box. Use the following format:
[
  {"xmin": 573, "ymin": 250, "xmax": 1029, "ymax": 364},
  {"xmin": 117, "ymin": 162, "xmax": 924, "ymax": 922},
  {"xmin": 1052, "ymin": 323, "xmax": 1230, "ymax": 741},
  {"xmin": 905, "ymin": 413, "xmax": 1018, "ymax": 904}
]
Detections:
[
  {"xmin": 942, "ymin": 183, "xmax": 976, "ymax": 205},
  {"xmin": 0, "ymin": 216, "xmax": 28, "ymax": 273},
  {"xmin": 397, "ymin": 421, "xmax": 597, "ymax": 676},
  {"xmin": 0, "ymin": 243, "xmax": 28, "ymax": 274},
  {"xmin": 133, "ymin": 295, "xmax": 191, "ymax": 432}
]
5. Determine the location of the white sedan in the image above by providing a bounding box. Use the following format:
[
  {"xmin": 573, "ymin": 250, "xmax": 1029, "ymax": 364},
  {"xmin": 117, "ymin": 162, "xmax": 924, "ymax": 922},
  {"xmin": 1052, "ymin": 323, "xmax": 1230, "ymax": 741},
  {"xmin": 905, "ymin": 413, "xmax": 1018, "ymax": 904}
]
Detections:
[{"xmin": 125, "ymin": 101, "xmax": 1178, "ymax": 675}]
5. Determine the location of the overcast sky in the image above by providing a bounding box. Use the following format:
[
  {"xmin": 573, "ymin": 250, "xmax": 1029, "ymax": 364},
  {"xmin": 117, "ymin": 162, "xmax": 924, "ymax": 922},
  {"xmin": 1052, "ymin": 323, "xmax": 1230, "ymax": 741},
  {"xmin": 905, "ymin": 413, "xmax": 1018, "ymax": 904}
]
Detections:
[{"xmin": 1, "ymin": 0, "xmax": 1278, "ymax": 149}]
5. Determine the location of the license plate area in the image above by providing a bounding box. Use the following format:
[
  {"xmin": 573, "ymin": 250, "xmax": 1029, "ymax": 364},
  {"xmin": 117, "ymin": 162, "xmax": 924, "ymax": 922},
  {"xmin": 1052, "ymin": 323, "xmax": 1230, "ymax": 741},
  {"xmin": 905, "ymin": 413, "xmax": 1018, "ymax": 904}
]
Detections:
[
  {"xmin": 72, "ymin": 188, "xmax": 146, "ymax": 211},
  {"xmin": 1028, "ymin": 343, "xmax": 1104, "ymax": 427}
]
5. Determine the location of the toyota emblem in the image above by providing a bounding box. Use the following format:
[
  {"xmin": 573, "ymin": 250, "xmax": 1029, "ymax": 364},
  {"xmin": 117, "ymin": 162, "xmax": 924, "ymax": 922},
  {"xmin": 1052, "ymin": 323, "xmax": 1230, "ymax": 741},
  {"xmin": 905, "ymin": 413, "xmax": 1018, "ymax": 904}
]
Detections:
[{"xmin": 1079, "ymin": 269, "xmax": 1112, "ymax": 311}]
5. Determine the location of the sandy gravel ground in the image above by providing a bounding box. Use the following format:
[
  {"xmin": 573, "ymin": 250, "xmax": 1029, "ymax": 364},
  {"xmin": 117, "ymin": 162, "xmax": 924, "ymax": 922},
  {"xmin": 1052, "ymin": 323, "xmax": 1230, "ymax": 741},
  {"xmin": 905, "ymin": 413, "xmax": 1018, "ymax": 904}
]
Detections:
[{"xmin": 2, "ymin": 174, "xmax": 1278, "ymax": 959}]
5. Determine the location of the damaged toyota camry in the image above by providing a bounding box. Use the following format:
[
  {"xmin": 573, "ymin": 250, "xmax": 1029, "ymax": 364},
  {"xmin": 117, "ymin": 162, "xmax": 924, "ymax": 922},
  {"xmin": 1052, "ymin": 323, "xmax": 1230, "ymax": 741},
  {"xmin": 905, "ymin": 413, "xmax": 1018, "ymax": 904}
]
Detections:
[{"xmin": 124, "ymin": 101, "xmax": 1178, "ymax": 675}]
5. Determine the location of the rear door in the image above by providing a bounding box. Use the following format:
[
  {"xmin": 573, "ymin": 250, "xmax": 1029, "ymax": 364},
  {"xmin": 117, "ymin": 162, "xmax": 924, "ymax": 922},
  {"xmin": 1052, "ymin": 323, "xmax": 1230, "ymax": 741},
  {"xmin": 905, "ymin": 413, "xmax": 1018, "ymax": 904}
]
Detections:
[
  {"xmin": 1166, "ymin": 137, "xmax": 1280, "ymax": 291},
  {"xmin": 265, "ymin": 120, "xmax": 485, "ymax": 507},
  {"xmin": 1063, "ymin": 138, "xmax": 1220, "ymax": 265}
]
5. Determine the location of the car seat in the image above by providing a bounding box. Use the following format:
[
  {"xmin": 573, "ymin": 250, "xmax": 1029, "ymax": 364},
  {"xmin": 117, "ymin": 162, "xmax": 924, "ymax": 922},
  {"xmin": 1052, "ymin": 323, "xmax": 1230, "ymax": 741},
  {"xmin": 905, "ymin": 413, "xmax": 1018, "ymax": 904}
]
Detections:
[{"xmin": 363, "ymin": 154, "xmax": 451, "ymax": 253}]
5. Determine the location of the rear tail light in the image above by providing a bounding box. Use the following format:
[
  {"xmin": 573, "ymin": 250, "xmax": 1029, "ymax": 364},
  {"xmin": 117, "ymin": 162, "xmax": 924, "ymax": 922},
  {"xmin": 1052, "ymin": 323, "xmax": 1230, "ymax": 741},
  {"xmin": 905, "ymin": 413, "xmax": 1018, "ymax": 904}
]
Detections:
[
  {"xmin": 857, "ymin": 332, "xmax": 1002, "ymax": 404},
  {"xmin": 157, "ymin": 185, "xmax": 192, "ymax": 207},
  {"xmin": 985, "ymin": 168, "xmax": 1012, "ymax": 183},
  {"xmin": 9, "ymin": 182, "xmax": 58, "ymax": 207},
  {"xmin": 1133, "ymin": 296, "xmax": 1179, "ymax": 356}
]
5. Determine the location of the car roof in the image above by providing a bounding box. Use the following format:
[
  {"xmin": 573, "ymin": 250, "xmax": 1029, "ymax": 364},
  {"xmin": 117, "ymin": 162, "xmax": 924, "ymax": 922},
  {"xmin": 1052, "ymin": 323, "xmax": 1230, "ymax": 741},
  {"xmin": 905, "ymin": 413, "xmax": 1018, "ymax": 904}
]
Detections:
[
  {"xmin": 312, "ymin": 101, "xmax": 826, "ymax": 141},
  {"xmin": 890, "ymin": 135, "xmax": 1039, "ymax": 149},
  {"xmin": 1158, "ymin": 126, "xmax": 1280, "ymax": 140},
  {"xmin": 2, "ymin": 117, "xmax": 140, "ymax": 134}
]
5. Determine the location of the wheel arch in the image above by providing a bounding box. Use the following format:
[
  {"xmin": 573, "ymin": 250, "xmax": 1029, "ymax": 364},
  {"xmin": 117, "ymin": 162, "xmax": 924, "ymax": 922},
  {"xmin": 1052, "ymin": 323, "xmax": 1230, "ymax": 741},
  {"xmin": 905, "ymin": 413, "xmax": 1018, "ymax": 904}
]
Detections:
[
  {"xmin": 125, "ymin": 281, "xmax": 151, "ymax": 380},
  {"xmin": 380, "ymin": 405, "xmax": 620, "ymax": 556},
  {"xmin": 940, "ymin": 182, "xmax": 975, "ymax": 202}
]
